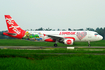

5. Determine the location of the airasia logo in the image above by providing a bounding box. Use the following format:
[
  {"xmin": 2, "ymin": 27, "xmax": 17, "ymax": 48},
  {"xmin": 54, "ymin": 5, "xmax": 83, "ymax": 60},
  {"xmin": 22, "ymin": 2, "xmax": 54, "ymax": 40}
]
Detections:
[
  {"xmin": 6, "ymin": 18, "xmax": 21, "ymax": 34},
  {"xmin": 66, "ymin": 40, "xmax": 72, "ymax": 44}
]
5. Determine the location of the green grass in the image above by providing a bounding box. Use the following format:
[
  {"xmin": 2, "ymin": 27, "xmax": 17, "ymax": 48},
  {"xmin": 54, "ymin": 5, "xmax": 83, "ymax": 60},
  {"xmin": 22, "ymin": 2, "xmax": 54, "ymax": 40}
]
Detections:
[
  {"xmin": 0, "ymin": 39, "xmax": 105, "ymax": 46},
  {"xmin": 0, "ymin": 49, "xmax": 105, "ymax": 70},
  {"xmin": 1, "ymin": 55, "xmax": 105, "ymax": 70}
]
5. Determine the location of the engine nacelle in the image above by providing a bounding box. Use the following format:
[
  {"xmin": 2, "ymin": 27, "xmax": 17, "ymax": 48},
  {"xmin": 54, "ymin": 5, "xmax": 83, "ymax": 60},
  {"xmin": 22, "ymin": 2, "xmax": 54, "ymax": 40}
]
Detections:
[{"xmin": 63, "ymin": 39, "xmax": 74, "ymax": 45}]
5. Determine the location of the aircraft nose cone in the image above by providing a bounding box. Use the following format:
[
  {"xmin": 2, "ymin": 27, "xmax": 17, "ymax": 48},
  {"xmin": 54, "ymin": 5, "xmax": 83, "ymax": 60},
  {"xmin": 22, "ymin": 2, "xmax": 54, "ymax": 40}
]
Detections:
[
  {"xmin": 97, "ymin": 35, "xmax": 103, "ymax": 41},
  {"xmin": 100, "ymin": 36, "xmax": 103, "ymax": 40}
]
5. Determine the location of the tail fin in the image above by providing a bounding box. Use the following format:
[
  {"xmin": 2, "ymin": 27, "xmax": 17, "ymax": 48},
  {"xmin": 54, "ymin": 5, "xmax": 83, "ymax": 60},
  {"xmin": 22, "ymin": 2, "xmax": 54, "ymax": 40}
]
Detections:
[
  {"xmin": 3, "ymin": 15, "xmax": 26, "ymax": 39},
  {"xmin": 5, "ymin": 15, "xmax": 22, "ymax": 34}
]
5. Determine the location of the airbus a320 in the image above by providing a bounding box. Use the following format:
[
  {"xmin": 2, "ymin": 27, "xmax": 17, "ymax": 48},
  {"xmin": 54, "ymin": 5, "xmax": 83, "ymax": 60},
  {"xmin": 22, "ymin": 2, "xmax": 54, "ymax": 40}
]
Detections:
[{"xmin": 3, "ymin": 15, "xmax": 103, "ymax": 47}]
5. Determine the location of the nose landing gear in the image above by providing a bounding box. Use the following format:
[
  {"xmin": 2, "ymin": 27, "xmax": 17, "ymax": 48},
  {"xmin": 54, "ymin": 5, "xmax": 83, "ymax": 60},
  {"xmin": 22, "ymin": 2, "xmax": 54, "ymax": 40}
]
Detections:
[{"xmin": 88, "ymin": 41, "xmax": 91, "ymax": 47}]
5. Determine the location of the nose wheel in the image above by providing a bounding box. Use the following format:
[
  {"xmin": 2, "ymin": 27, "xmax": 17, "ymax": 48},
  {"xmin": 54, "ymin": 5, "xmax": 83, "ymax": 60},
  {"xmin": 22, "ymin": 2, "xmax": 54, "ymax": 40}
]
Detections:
[{"xmin": 88, "ymin": 41, "xmax": 91, "ymax": 47}]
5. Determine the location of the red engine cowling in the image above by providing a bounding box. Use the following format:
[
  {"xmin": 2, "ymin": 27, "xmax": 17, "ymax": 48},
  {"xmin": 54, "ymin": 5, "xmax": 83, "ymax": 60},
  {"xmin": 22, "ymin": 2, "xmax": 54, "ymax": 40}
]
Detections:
[{"xmin": 63, "ymin": 39, "xmax": 74, "ymax": 45}]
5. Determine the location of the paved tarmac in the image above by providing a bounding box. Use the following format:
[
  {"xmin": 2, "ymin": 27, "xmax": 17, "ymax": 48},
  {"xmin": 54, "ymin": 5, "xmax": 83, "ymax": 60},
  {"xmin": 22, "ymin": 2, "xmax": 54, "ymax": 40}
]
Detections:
[
  {"xmin": 27, "ymin": 53, "xmax": 105, "ymax": 55},
  {"xmin": 1, "ymin": 46, "xmax": 105, "ymax": 55},
  {"xmin": 0, "ymin": 46, "xmax": 105, "ymax": 49}
]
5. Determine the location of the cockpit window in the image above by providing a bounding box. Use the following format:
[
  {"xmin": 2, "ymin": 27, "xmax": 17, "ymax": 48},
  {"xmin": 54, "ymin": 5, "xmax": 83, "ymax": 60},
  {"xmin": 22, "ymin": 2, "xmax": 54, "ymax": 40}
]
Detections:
[{"xmin": 95, "ymin": 33, "xmax": 99, "ymax": 35}]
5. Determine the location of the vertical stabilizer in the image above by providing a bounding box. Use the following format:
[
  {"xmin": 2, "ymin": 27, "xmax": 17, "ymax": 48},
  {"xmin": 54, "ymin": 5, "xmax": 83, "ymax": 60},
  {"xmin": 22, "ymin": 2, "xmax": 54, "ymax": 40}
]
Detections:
[
  {"xmin": 5, "ymin": 15, "xmax": 22, "ymax": 34},
  {"xmin": 3, "ymin": 15, "xmax": 26, "ymax": 39}
]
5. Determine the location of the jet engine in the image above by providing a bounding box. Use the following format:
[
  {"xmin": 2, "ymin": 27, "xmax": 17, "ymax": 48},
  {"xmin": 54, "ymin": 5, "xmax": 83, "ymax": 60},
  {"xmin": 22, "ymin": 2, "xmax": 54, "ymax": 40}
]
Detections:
[{"xmin": 63, "ymin": 39, "xmax": 74, "ymax": 45}]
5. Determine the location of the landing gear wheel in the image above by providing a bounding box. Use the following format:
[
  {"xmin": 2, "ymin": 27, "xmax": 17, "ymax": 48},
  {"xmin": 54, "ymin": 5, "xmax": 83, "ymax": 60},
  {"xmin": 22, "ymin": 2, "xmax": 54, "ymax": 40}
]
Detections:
[
  {"xmin": 54, "ymin": 44, "xmax": 57, "ymax": 47},
  {"xmin": 88, "ymin": 44, "xmax": 91, "ymax": 47},
  {"xmin": 88, "ymin": 41, "xmax": 91, "ymax": 47}
]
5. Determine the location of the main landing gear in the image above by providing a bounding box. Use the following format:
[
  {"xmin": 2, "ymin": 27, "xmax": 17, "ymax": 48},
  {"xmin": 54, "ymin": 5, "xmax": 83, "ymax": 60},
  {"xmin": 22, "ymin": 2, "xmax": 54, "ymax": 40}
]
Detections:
[
  {"xmin": 54, "ymin": 43, "xmax": 57, "ymax": 47},
  {"xmin": 88, "ymin": 41, "xmax": 91, "ymax": 47},
  {"xmin": 54, "ymin": 41, "xmax": 58, "ymax": 47}
]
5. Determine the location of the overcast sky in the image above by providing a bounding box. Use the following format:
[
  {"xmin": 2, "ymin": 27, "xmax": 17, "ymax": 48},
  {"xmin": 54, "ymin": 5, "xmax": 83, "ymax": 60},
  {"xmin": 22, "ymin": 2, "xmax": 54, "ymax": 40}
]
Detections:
[{"xmin": 0, "ymin": 0, "xmax": 105, "ymax": 31}]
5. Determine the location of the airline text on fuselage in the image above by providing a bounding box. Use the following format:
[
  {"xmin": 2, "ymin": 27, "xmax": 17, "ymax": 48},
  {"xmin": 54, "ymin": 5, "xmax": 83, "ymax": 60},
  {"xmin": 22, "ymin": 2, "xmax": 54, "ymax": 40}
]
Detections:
[{"xmin": 59, "ymin": 32, "xmax": 76, "ymax": 35}]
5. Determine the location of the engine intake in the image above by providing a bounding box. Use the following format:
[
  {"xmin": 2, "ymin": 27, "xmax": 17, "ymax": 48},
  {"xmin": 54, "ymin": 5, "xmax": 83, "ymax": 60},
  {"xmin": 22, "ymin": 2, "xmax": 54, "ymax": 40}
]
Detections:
[{"xmin": 63, "ymin": 39, "xmax": 74, "ymax": 45}]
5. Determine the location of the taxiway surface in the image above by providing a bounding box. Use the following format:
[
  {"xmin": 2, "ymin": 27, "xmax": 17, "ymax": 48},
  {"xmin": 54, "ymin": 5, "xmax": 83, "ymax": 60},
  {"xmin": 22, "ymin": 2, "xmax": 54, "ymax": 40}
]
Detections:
[{"xmin": 0, "ymin": 46, "xmax": 105, "ymax": 49}]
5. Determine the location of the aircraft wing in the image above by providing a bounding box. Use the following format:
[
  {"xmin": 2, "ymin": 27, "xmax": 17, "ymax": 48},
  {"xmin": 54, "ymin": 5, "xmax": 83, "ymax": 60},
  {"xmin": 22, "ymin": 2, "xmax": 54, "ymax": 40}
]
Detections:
[
  {"xmin": 47, "ymin": 35, "xmax": 63, "ymax": 40},
  {"xmin": 46, "ymin": 34, "xmax": 75, "ymax": 41}
]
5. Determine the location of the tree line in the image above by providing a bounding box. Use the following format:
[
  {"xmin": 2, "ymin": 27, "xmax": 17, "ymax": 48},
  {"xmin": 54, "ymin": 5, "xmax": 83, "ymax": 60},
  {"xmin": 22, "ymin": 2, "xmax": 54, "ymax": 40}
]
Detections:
[{"xmin": 0, "ymin": 27, "xmax": 105, "ymax": 39}]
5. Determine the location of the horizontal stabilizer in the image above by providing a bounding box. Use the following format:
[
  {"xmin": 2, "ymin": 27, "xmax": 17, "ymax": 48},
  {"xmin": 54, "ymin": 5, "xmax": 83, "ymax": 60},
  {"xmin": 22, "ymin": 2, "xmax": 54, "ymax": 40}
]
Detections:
[{"xmin": 3, "ymin": 32, "xmax": 17, "ymax": 36}]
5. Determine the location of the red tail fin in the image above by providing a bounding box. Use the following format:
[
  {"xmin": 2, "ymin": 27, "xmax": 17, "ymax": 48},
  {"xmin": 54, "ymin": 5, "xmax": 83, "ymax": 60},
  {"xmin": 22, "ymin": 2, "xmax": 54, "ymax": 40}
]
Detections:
[
  {"xmin": 5, "ymin": 15, "xmax": 22, "ymax": 34},
  {"xmin": 3, "ymin": 15, "xmax": 26, "ymax": 39}
]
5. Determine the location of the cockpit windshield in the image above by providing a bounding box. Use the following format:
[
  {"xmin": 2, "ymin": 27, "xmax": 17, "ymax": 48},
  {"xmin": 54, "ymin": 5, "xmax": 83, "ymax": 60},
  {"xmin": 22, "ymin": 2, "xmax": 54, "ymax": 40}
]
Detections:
[{"xmin": 94, "ymin": 33, "xmax": 99, "ymax": 35}]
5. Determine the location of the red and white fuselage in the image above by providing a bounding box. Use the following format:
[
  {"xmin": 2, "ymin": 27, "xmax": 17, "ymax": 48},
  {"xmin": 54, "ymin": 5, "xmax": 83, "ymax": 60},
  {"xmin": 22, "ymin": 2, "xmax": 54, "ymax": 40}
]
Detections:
[
  {"xmin": 3, "ymin": 15, "xmax": 103, "ymax": 46},
  {"xmin": 27, "ymin": 31, "xmax": 103, "ymax": 42}
]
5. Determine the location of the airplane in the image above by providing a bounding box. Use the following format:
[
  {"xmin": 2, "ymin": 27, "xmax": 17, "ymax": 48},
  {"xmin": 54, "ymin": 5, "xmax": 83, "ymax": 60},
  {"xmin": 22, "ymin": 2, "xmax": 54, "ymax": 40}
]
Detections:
[{"xmin": 3, "ymin": 15, "xmax": 103, "ymax": 47}]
